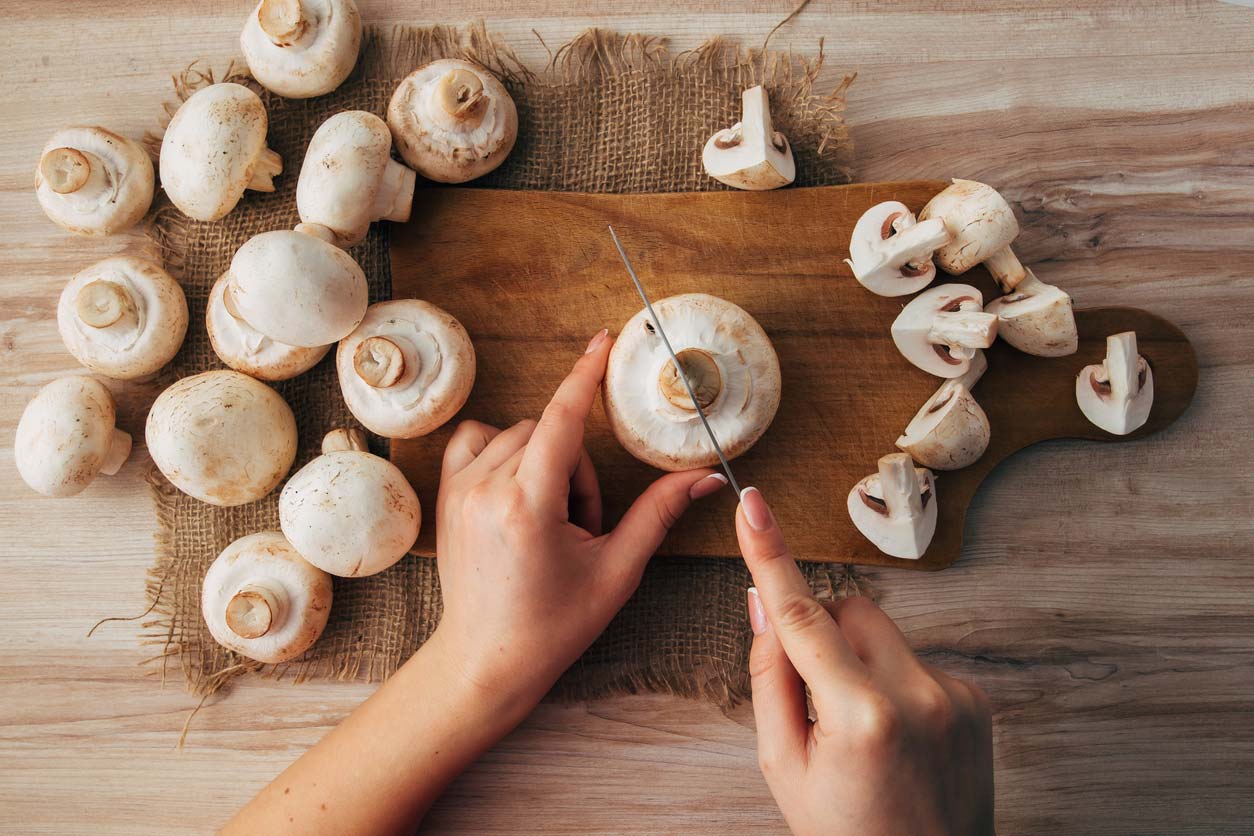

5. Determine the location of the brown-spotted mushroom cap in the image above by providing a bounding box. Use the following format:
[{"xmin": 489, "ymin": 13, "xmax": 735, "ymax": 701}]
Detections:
[
  {"xmin": 159, "ymin": 83, "xmax": 283, "ymax": 221},
  {"xmin": 845, "ymin": 201, "xmax": 951, "ymax": 297},
  {"xmin": 240, "ymin": 0, "xmax": 362, "ymax": 99},
  {"xmin": 35, "ymin": 126, "xmax": 154, "ymax": 237},
  {"xmin": 847, "ymin": 453, "xmax": 937, "ymax": 560},
  {"xmin": 891, "ymin": 283, "xmax": 998, "ymax": 379},
  {"xmin": 895, "ymin": 351, "xmax": 990, "ymax": 471},
  {"xmin": 386, "ymin": 58, "xmax": 518, "ymax": 183},
  {"xmin": 56, "ymin": 257, "xmax": 188, "ymax": 380},
  {"xmin": 603, "ymin": 293, "xmax": 782, "ymax": 471},
  {"xmin": 984, "ymin": 269, "xmax": 1078, "ymax": 357},
  {"xmin": 206, "ymin": 272, "xmax": 330, "ymax": 381},
  {"xmin": 918, "ymin": 179, "xmax": 1027, "ymax": 292},
  {"xmin": 14, "ymin": 376, "xmax": 132, "ymax": 497},
  {"xmin": 146, "ymin": 370, "xmax": 297, "ymax": 506},
  {"xmin": 336, "ymin": 300, "xmax": 476, "ymax": 438},
  {"xmin": 1075, "ymin": 331, "xmax": 1154, "ymax": 436},
  {"xmin": 201, "ymin": 531, "xmax": 332, "ymax": 664}
]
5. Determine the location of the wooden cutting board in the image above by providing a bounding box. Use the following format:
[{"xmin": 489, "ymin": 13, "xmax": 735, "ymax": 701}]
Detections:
[{"xmin": 390, "ymin": 182, "xmax": 1197, "ymax": 570}]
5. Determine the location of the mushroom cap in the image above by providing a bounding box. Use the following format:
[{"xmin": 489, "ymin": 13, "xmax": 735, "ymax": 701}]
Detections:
[
  {"xmin": 918, "ymin": 179, "xmax": 1019, "ymax": 276},
  {"xmin": 159, "ymin": 83, "xmax": 277, "ymax": 221},
  {"xmin": 240, "ymin": 0, "xmax": 362, "ymax": 99},
  {"xmin": 985, "ymin": 270, "xmax": 1078, "ymax": 357},
  {"xmin": 386, "ymin": 58, "xmax": 518, "ymax": 183},
  {"xmin": 1075, "ymin": 331, "xmax": 1154, "ymax": 436},
  {"xmin": 845, "ymin": 201, "xmax": 949, "ymax": 297},
  {"xmin": 146, "ymin": 370, "xmax": 298, "ymax": 506},
  {"xmin": 226, "ymin": 228, "xmax": 368, "ymax": 347},
  {"xmin": 206, "ymin": 272, "xmax": 330, "ymax": 381},
  {"xmin": 603, "ymin": 293, "xmax": 781, "ymax": 471},
  {"xmin": 891, "ymin": 283, "xmax": 994, "ymax": 379},
  {"xmin": 279, "ymin": 447, "xmax": 421, "ymax": 577},
  {"xmin": 336, "ymin": 300, "xmax": 476, "ymax": 438},
  {"xmin": 895, "ymin": 381, "xmax": 990, "ymax": 471},
  {"xmin": 701, "ymin": 86, "xmax": 795, "ymax": 191},
  {"xmin": 846, "ymin": 454, "xmax": 937, "ymax": 560},
  {"xmin": 56, "ymin": 256, "xmax": 188, "ymax": 380},
  {"xmin": 15, "ymin": 376, "xmax": 132, "ymax": 497},
  {"xmin": 201, "ymin": 531, "xmax": 332, "ymax": 664},
  {"xmin": 35, "ymin": 126, "xmax": 154, "ymax": 236}
]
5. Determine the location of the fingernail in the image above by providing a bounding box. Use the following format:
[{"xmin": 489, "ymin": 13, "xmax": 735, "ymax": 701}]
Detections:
[
  {"xmin": 689, "ymin": 472, "xmax": 728, "ymax": 500},
  {"xmin": 584, "ymin": 328, "xmax": 609, "ymax": 354},
  {"xmin": 747, "ymin": 587, "xmax": 769, "ymax": 635},
  {"xmin": 739, "ymin": 486, "xmax": 774, "ymax": 532}
]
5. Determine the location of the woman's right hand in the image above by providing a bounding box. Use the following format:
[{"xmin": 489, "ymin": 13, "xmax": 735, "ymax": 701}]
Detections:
[{"xmin": 736, "ymin": 486, "xmax": 995, "ymax": 836}]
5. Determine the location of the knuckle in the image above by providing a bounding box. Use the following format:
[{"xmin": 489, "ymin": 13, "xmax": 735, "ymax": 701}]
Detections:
[
  {"xmin": 652, "ymin": 491, "xmax": 685, "ymax": 532},
  {"xmin": 772, "ymin": 593, "xmax": 832, "ymax": 635},
  {"xmin": 747, "ymin": 644, "xmax": 778, "ymax": 681},
  {"xmin": 917, "ymin": 681, "xmax": 956, "ymax": 735},
  {"xmin": 848, "ymin": 691, "xmax": 902, "ymax": 752}
]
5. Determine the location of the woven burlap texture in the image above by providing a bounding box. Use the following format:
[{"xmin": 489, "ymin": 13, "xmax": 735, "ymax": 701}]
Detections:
[{"xmin": 143, "ymin": 24, "xmax": 870, "ymax": 704}]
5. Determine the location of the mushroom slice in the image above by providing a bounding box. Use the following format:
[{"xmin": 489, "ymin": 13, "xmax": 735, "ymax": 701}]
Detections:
[
  {"xmin": 895, "ymin": 352, "xmax": 990, "ymax": 470},
  {"xmin": 297, "ymin": 111, "xmax": 416, "ymax": 247},
  {"xmin": 240, "ymin": 0, "xmax": 362, "ymax": 99},
  {"xmin": 1075, "ymin": 331, "xmax": 1154, "ymax": 435},
  {"xmin": 919, "ymin": 179, "xmax": 1027, "ymax": 292},
  {"xmin": 201, "ymin": 531, "xmax": 332, "ymax": 664},
  {"xmin": 387, "ymin": 58, "xmax": 518, "ymax": 183},
  {"xmin": 985, "ymin": 269, "xmax": 1078, "ymax": 357},
  {"xmin": 603, "ymin": 293, "xmax": 781, "ymax": 471},
  {"xmin": 891, "ymin": 284, "xmax": 998, "ymax": 378},
  {"xmin": 336, "ymin": 300, "xmax": 476, "ymax": 438},
  {"xmin": 35, "ymin": 126, "xmax": 154, "ymax": 237},
  {"xmin": 206, "ymin": 272, "xmax": 330, "ymax": 381},
  {"xmin": 701, "ymin": 86, "xmax": 795, "ymax": 191},
  {"xmin": 56, "ymin": 257, "xmax": 188, "ymax": 380},
  {"xmin": 15, "ymin": 377, "xmax": 132, "ymax": 497},
  {"xmin": 280, "ymin": 430, "xmax": 421, "ymax": 577},
  {"xmin": 845, "ymin": 201, "xmax": 951, "ymax": 297},
  {"xmin": 847, "ymin": 453, "xmax": 938, "ymax": 560},
  {"xmin": 146, "ymin": 370, "xmax": 298, "ymax": 506},
  {"xmin": 159, "ymin": 83, "xmax": 283, "ymax": 221}
]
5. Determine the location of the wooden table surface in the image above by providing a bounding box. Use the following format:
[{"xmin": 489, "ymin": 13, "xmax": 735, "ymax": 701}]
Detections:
[{"xmin": 2, "ymin": 2, "xmax": 1252, "ymax": 834}]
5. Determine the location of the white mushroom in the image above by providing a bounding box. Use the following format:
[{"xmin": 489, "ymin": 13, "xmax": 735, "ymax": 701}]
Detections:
[
  {"xmin": 206, "ymin": 272, "xmax": 330, "ymax": 381},
  {"xmin": 14, "ymin": 376, "xmax": 131, "ymax": 497},
  {"xmin": 296, "ymin": 111, "xmax": 416, "ymax": 247},
  {"xmin": 146, "ymin": 370, "xmax": 298, "ymax": 506},
  {"xmin": 201, "ymin": 531, "xmax": 332, "ymax": 664},
  {"xmin": 845, "ymin": 201, "xmax": 951, "ymax": 297},
  {"xmin": 918, "ymin": 179, "xmax": 1027, "ymax": 292},
  {"xmin": 603, "ymin": 293, "xmax": 781, "ymax": 471},
  {"xmin": 985, "ymin": 269, "xmax": 1078, "ymax": 357},
  {"xmin": 279, "ymin": 429, "xmax": 421, "ymax": 577},
  {"xmin": 1075, "ymin": 331, "xmax": 1154, "ymax": 436},
  {"xmin": 35, "ymin": 126, "xmax": 154, "ymax": 237},
  {"xmin": 847, "ymin": 453, "xmax": 937, "ymax": 560},
  {"xmin": 336, "ymin": 300, "xmax": 475, "ymax": 438},
  {"xmin": 387, "ymin": 58, "xmax": 518, "ymax": 183},
  {"xmin": 702, "ymin": 86, "xmax": 795, "ymax": 191},
  {"xmin": 56, "ymin": 257, "xmax": 188, "ymax": 380},
  {"xmin": 891, "ymin": 284, "xmax": 998, "ymax": 378},
  {"xmin": 895, "ymin": 351, "xmax": 990, "ymax": 470},
  {"xmin": 159, "ymin": 83, "xmax": 283, "ymax": 221},
  {"xmin": 240, "ymin": 0, "xmax": 362, "ymax": 99}
]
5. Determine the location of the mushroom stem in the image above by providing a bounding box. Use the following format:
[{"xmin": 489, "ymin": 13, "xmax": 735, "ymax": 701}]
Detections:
[
  {"xmin": 225, "ymin": 581, "xmax": 287, "ymax": 640},
  {"xmin": 928, "ymin": 310, "xmax": 998, "ymax": 351},
  {"xmin": 322, "ymin": 427, "xmax": 368, "ymax": 454},
  {"xmin": 257, "ymin": 0, "xmax": 311, "ymax": 47},
  {"xmin": 436, "ymin": 69, "xmax": 488, "ymax": 127},
  {"xmin": 953, "ymin": 349, "xmax": 989, "ymax": 392},
  {"xmin": 99, "ymin": 428, "xmax": 133, "ymax": 476},
  {"xmin": 1105, "ymin": 332, "xmax": 1140, "ymax": 401},
  {"xmin": 885, "ymin": 217, "xmax": 951, "ymax": 270},
  {"xmin": 878, "ymin": 453, "xmax": 923, "ymax": 519},
  {"xmin": 74, "ymin": 280, "xmax": 137, "ymax": 329},
  {"xmin": 246, "ymin": 147, "xmax": 283, "ymax": 192},
  {"xmin": 986, "ymin": 246, "xmax": 1027, "ymax": 293},
  {"xmin": 354, "ymin": 336, "xmax": 407, "ymax": 388},
  {"xmin": 293, "ymin": 221, "xmax": 339, "ymax": 245},
  {"xmin": 659, "ymin": 349, "xmax": 722, "ymax": 411},
  {"xmin": 370, "ymin": 159, "xmax": 417, "ymax": 224},
  {"xmin": 40, "ymin": 147, "xmax": 109, "ymax": 197}
]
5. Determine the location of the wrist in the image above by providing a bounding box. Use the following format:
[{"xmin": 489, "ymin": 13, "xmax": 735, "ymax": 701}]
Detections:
[{"xmin": 417, "ymin": 626, "xmax": 547, "ymax": 732}]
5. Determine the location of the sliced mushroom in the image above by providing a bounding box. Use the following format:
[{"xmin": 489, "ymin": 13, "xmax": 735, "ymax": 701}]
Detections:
[
  {"xmin": 701, "ymin": 86, "xmax": 795, "ymax": 191},
  {"xmin": 14, "ymin": 376, "xmax": 131, "ymax": 497},
  {"xmin": 56, "ymin": 257, "xmax": 188, "ymax": 380},
  {"xmin": 206, "ymin": 272, "xmax": 330, "ymax": 381},
  {"xmin": 1075, "ymin": 331, "xmax": 1154, "ymax": 435},
  {"xmin": 387, "ymin": 58, "xmax": 518, "ymax": 183},
  {"xmin": 845, "ymin": 201, "xmax": 951, "ymax": 297},
  {"xmin": 336, "ymin": 300, "xmax": 476, "ymax": 438},
  {"xmin": 892, "ymin": 283, "xmax": 998, "ymax": 378},
  {"xmin": 919, "ymin": 179, "xmax": 1027, "ymax": 292},
  {"xmin": 159, "ymin": 83, "xmax": 283, "ymax": 221},
  {"xmin": 35, "ymin": 127, "xmax": 154, "ymax": 237},
  {"xmin": 847, "ymin": 453, "xmax": 937, "ymax": 560},
  {"xmin": 603, "ymin": 293, "xmax": 781, "ymax": 471},
  {"xmin": 985, "ymin": 269, "xmax": 1078, "ymax": 357},
  {"xmin": 240, "ymin": 0, "xmax": 362, "ymax": 99},
  {"xmin": 146, "ymin": 370, "xmax": 298, "ymax": 506},
  {"xmin": 201, "ymin": 531, "xmax": 332, "ymax": 664},
  {"xmin": 896, "ymin": 351, "xmax": 990, "ymax": 470},
  {"xmin": 296, "ymin": 111, "xmax": 416, "ymax": 247}
]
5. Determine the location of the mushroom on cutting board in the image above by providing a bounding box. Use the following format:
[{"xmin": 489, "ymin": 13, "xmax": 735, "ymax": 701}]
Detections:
[
  {"xmin": 36, "ymin": 126, "xmax": 154, "ymax": 237},
  {"xmin": 14, "ymin": 376, "xmax": 131, "ymax": 497},
  {"xmin": 57, "ymin": 257, "xmax": 188, "ymax": 380},
  {"xmin": 201, "ymin": 531, "xmax": 332, "ymax": 664},
  {"xmin": 387, "ymin": 58, "xmax": 518, "ymax": 183},
  {"xmin": 891, "ymin": 284, "xmax": 998, "ymax": 378},
  {"xmin": 159, "ymin": 83, "xmax": 283, "ymax": 221},
  {"xmin": 847, "ymin": 453, "xmax": 937, "ymax": 560},
  {"xmin": 1076, "ymin": 331, "xmax": 1154, "ymax": 435},
  {"xmin": 296, "ymin": 111, "xmax": 416, "ymax": 247},
  {"xmin": 701, "ymin": 86, "xmax": 795, "ymax": 191},
  {"xmin": 603, "ymin": 293, "xmax": 781, "ymax": 471},
  {"xmin": 146, "ymin": 370, "xmax": 297, "ymax": 506},
  {"xmin": 896, "ymin": 351, "xmax": 990, "ymax": 470},
  {"xmin": 919, "ymin": 179, "xmax": 1027, "ymax": 293},
  {"xmin": 240, "ymin": 0, "xmax": 362, "ymax": 99},
  {"xmin": 985, "ymin": 269, "xmax": 1078, "ymax": 357},
  {"xmin": 336, "ymin": 300, "xmax": 476, "ymax": 438},
  {"xmin": 845, "ymin": 201, "xmax": 951, "ymax": 297},
  {"xmin": 279, "ymin": 429, "xmax": 421, "ymax": 577},
  {"xmin": 206, "ymin": 272, "xmax": 330, "ymax": 381}
]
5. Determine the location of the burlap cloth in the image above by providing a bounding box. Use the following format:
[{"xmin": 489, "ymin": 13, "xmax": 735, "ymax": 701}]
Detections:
[{"xmin": 141, "ymin": 24, "xmax": 870, "ymax": 704}]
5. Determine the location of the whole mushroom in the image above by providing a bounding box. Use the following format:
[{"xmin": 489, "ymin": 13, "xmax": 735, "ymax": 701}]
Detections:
[
  {"xmin": 1075, "ymin": 331, "xmax": 1154, "ymax": 436},
  {"xmin": 845, "ymin": 201, "xmax": 951, "ymax": 297},
  {"xmin": 847, "ymin": 453, "xmax": 937, "ymax": 560},
  {"xmin": 14, "ymin": 376, "xmax": 131, "ymax": 497},
  {"xmin": 603, "ymin": 293, "xmax": 781, "ymax": 471},
  {"xmin": 35, "ymin": 126, "xmax": 154, "ymax": 237},
  {"xmin": 985, "ymin": 269, "xmax": 1078, "ymax": 357},
  {"xmin": 919, "ymin": 179, "xmax": 1027, "ymax": 292},
  {"xmin": 702, "ymin": 86, "xmax": 795, "ymax": 191},
  {"xmin": 891, "ymin": 283, "xmax": 998, "ymax": 378},
  {"xmin": 240, "ymin": 0, "xmax": 362, "ymax": 99},
  {"xmin": 895, "ymin": 351, "xmax": 990, "ymax": 470},
  {"xmin": 206, "ymin": 272, "xmax": 330, "ymax": 381}
]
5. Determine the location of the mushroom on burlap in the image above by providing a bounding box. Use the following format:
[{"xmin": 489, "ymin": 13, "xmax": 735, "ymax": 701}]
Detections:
[{"xmin": 240, "ymin": 0, "xmax": 362, "ymax": 99}]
